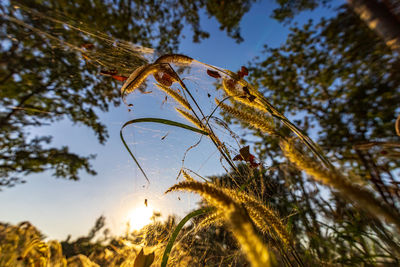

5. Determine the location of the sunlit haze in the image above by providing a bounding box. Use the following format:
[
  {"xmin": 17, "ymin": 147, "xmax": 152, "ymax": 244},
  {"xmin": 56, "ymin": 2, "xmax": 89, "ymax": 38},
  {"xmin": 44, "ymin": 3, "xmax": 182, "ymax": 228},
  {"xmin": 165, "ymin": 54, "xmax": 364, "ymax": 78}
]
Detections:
[{"xmin": 127, "ymin": 204, "xmax": 155, "ymax": 231}]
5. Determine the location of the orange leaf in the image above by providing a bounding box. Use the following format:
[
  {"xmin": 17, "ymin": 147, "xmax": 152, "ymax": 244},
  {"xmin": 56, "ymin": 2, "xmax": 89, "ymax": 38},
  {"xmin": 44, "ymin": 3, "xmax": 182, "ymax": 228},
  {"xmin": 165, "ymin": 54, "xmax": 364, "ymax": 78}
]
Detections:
[{"xmin": 111, "ymin": 75, "xmax": 128, "ymax": 82}]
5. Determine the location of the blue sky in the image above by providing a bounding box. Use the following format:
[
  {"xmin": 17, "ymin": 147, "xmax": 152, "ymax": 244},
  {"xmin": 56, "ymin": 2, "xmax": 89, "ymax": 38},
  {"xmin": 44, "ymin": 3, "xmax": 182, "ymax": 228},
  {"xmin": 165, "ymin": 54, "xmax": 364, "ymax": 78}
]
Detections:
[{"xmin": 0, "ymin": 0, "xmax": 344, "ymax": 240}]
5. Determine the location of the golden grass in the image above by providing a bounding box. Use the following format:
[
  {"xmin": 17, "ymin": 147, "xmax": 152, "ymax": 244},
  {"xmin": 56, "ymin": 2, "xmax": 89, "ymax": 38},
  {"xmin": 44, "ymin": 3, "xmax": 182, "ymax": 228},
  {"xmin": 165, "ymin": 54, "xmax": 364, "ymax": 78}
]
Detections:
[
  {"xmin": 166, "ymin": 180, "xmax": 272, "ymax": 267},
  {"xmin": 225, "ymin": 188, "xmax": 291, "ymax": 247},
  {"xmin": 222, "ymin": 78, "xmax": 267, "ymax": 112},
  {"xmin": 154, "ymin": 83, "xmax": 191, "ymax": 110},
  {"xmin": 216, "ymin": 99, "xmax": 276, "ymax": 135},
  {"xmin": 4, "ymin": 52, "xmax": 395, "ymax": 266},
  {"xmin": 175, "ymin": 108, "xmax": 203, "ymax": 129},
  {"xmin": 281, "ymin": 138, "xmax": 400, "ymax": 231}
]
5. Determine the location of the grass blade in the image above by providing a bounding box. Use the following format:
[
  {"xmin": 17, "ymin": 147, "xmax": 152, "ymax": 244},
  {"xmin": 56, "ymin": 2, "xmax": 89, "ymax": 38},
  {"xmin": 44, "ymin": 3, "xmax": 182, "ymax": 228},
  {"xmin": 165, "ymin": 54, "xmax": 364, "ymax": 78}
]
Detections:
[{"xmin": 161, "ymin": 207, "xmax": 212, "ymax": 267}]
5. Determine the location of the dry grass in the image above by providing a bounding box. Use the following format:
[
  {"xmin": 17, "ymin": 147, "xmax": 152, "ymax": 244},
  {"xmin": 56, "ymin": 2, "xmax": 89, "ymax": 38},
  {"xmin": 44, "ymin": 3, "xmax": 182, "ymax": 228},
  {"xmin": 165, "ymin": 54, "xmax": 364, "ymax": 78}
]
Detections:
[{"xmin": 2, "ymin": 53, "xmax": 400, "ymax": 267}]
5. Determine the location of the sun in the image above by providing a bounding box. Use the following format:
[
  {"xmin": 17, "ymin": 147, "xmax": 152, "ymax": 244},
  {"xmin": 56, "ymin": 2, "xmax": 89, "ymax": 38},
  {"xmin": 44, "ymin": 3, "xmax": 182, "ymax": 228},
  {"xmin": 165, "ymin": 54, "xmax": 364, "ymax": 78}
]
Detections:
[{"xmin": 127, "ymin": 205, "xmax": 154, "ymax": 230}]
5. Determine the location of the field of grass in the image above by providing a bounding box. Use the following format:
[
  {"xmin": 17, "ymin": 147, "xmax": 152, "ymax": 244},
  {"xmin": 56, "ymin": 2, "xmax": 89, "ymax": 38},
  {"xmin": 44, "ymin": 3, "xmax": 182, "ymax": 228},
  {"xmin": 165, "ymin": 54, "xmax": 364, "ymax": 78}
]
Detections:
[{"xmin": 2, "ymin": 53, "xmax": 400, "ymax": 266}]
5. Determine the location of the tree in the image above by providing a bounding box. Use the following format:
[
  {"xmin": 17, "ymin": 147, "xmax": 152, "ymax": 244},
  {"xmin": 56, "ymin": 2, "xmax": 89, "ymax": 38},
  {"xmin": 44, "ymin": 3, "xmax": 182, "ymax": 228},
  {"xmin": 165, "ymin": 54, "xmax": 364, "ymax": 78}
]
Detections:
[
  {"xmin": 347, "ymin": 0, "xmax": 400, "ymax": 51},
  {"xmin": 207, "ymin": 2, "xmax": 400, "ymax": 264},
  {"xmin": 0, "ymin": 0, "xmax": 350, "ymax": 189},
  {"xmin": 1, "ymin": 0, "xmax": 275, "ymax": 188},
  {"xmin": 246, "ymin": 4, "xmax": 400, "ymax": 198},
  {"xmin": 272, "ymin": 0, "xmax": 400, "ymax": 52},
  {"xmin": 0, "ymin": 0, "xmax": 261, "ymax": 188},
  {"xmin": 210, "ymin": 8, "xmax": 400, "ymax": 263},
  {"xmin": 271, "ymin": 0, "xmax": 332, "ymax": 22}
]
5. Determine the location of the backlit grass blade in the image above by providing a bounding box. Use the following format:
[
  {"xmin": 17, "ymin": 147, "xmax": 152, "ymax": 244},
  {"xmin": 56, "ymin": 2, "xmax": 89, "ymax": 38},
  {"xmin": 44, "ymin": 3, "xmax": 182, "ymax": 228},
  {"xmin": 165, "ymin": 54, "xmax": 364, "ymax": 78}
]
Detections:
[
  {"xmin": 120, "ymin": 118, "xmax": 209, "ymax": 183},
  {"xmin": 161, "ymin": 207, "xmax": 213, "ymax": 267}
]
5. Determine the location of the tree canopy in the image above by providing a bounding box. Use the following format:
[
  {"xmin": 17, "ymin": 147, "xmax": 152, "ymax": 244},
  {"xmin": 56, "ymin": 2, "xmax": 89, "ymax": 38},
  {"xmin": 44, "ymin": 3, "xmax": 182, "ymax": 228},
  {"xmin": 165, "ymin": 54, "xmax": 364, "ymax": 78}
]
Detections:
[
  {"xmin": 0, "ymin": 0, "xmax": 281, "ymax": 188},
  {"xmin": 244, "ymin": 4, "xmax": 400, "ymax": 204},
  {"xmin": 213, "ymin": 3, "xmax": 400, "ymax": 263},
  {"xmin": 1, "ymin": 0, "xmax": 399, "ymax": 196},
  {"xmin": 1, "ymin": 0, "xmax": 163, "ymax": 187}
]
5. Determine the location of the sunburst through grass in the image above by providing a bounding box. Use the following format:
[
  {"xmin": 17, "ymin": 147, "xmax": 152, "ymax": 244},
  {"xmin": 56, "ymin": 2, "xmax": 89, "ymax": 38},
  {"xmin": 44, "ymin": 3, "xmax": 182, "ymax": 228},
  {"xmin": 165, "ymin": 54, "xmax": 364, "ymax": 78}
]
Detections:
[
  {"xmin": 119, "ymin": 53, "xmax": 400, "ymax": 266},
  {"xmin": 127, "ymin": 204, "xmax": 155, "ymax": 231},
  {"xmin": 3, "ymin": 3, "xmax": 400, "ymax": 263}
]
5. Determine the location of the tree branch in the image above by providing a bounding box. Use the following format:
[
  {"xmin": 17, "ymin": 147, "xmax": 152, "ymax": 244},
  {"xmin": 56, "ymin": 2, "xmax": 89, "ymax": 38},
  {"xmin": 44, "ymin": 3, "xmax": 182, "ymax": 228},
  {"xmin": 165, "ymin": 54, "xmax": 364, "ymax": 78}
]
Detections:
[{"xmin": 347, "ymin": 0, "xmax": 400, "ymax": 51}]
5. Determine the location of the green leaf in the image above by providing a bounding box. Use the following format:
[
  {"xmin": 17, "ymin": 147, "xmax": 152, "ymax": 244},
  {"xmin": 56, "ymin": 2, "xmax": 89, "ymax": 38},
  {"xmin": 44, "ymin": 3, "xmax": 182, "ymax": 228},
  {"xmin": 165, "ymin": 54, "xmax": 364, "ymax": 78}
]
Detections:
[{"xmin": 161, "ymin": 207, "xmax": 213, "ymax": 267}]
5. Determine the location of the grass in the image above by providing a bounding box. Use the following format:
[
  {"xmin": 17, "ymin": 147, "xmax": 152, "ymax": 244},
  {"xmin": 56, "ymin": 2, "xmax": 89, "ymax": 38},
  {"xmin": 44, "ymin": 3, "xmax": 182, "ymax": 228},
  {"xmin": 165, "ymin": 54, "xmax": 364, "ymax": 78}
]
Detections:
[
  {"xmin": 2, "ymin": 53, "xmax": 400, "ymax": 266},
  {"xmin": 118, "ymin": 54, "xmax": 400, "ymax": 266}
]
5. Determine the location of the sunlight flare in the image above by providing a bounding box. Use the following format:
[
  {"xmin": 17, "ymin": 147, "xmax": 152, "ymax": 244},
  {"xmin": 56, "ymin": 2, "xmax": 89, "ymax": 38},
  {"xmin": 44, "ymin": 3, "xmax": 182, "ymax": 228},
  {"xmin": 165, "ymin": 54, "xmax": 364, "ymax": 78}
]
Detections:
[{"xmin": 127, "ymin": 205, "xmax": 154, "ymax": 230}]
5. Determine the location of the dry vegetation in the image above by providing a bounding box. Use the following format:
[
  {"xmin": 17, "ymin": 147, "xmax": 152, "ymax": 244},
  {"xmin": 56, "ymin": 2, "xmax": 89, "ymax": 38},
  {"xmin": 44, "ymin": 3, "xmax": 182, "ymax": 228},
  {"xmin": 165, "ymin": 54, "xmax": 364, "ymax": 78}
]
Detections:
[{"xmin": 2, "ymin": 54, "xmax": 400, "ymax": 266}]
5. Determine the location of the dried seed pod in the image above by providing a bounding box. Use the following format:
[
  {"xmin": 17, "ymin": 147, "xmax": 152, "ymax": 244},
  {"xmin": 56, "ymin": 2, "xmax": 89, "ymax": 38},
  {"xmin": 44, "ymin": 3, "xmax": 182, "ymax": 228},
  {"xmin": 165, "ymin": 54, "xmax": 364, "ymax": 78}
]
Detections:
[
  {"xmin": 154, "ymin": 54, "xmax": 193, "ymax": 65},
  {"xmin": 121, "ymin": 64, "xmax": 158, "ymax": 95},
  {"xmin": 207, "ymin": 69, "xmax": 221, "ymax": 79}
]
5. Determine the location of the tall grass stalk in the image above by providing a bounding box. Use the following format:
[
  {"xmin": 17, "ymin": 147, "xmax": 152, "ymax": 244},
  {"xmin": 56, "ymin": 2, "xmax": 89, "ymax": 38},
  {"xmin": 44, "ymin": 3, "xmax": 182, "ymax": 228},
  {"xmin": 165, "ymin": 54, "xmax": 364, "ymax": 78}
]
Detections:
[
  {"xmin": 166, "ymin": 181, "xmax": 272, "ymax": 267},
  {"xmin": 281, "ymin": 138, "xmax": 400, "ymax": 231},
  {"xmin": 120, "ymin": 53, "xmax": 400, "ymax": 265}
]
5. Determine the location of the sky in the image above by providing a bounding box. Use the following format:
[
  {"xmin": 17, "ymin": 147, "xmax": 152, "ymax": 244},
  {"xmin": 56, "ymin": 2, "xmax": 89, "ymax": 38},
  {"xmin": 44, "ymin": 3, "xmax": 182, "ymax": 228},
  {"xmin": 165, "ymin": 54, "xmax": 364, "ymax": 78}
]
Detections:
[{"xmin": 0, "ymin": 0, "xmax": 344, "ymax": 240}]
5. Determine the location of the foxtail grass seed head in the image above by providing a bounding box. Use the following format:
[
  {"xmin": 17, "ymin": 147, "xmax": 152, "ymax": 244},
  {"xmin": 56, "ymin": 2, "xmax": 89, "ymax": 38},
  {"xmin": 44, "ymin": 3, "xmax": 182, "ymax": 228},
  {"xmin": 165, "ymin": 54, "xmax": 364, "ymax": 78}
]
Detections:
[
  {"xmin": 122, "ymin": 54, "xmax": 193, "ymax": 96},
  {"xmin": 223, "ymin": 188, "xmax": 291, "ymax": 247},
  {"xmin": 155, "ymin": 83, "xmax": 191, "ymax": 110},
  {"xmin": 175, "ymin": 108, "xmax": 203, "ymax": 129},
  {"xmin": 121, "ymin": 64, "xmax": 159, "ymax": 95},
  {"xmin": 166, "ymin": 181, "xmax": 271, "ymax": 267},
  {"xmin": 216, "ymin": 99, "xmax": 275, "ymax": 135},
  {"xmin": 281, "ymin": 138, "xmax": 400, "ymax": 230},
  {"xmin": 222, "ymin": 78, "xmax": 267, "ymax": 112},
  {"xmin": 181, "ymin": 170, "xmax": 195, "ymax": 182},
  {"xmin": 197, "ymin": 211, "xmax": 224, "ymax": 229},
  {"xmin": 154, "ymin": 54, "xmax": 194, "ymax": 65}
]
